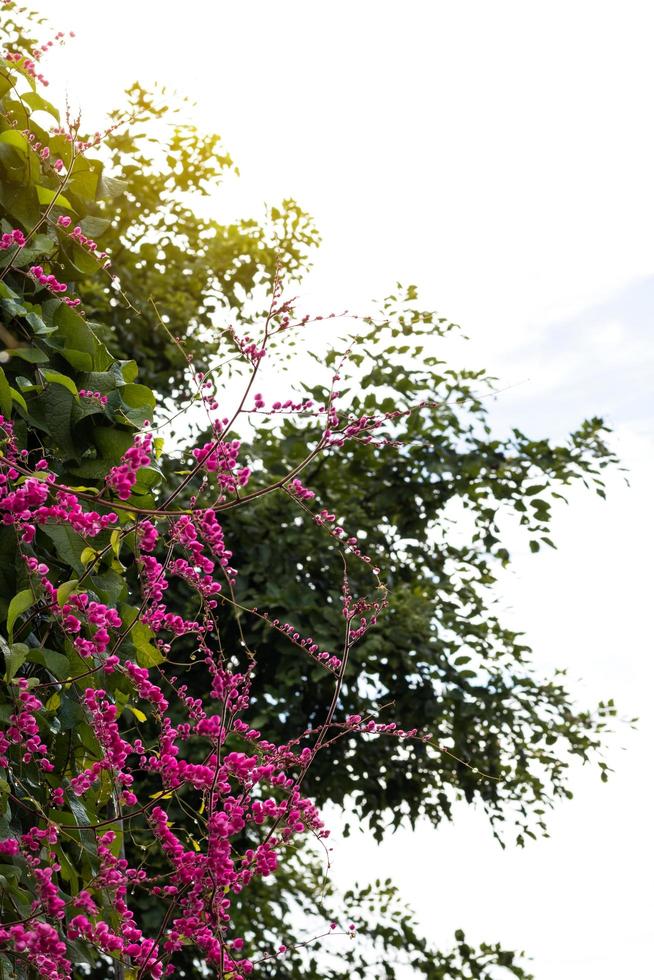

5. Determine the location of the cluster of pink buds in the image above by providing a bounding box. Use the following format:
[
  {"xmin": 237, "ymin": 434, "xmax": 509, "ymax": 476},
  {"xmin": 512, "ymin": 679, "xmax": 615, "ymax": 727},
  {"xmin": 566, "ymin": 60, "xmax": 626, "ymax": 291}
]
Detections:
[
  {"xmin": 4, "ymin": 32, "xmax": 76, "ymax": 91},
  {"xmin": 288, "ymin": 478, "xmax": 316, "ymax": 501},
  {"xmin": 60, "ymin": 592, "xmax": 123, "ymax": 659},
  {"xmin": 79, "ymin": 389, "xmax": 108, "ymax": 405},
  {"xmin": 312, "ymin": 509, "xmax": 381, "ymax": 574},
  {"xmin": 4, "ymin": 51, "xmax": 49, "ymax": 86},
  {"xmin": 0, "ymin": 229, "xmax": 25, "ymax": 250},
  {"xmin": 227, "ymin": 327, "xmax": 266, "ymax": 363},
  {"xmin": 341, "ymin": 581, "xmax": 387, "ymax": 645},
  {"xmin": 106, "ymin": 427, "xmax": 153, "ymax": 500},
  {"xmin": 1, "ymin": 678, "xmax": 52, "ymax": 771},
  {"xmin": 57, "ymin": 215, "xmax": 110, "ymax": 264},
  {"xmin": 68, "ymin": 911, "xmax": 160, "ymax": 980},
  {"xmin": 125, "ymin": 660, "xmax": 169, "ymax": 715},
  {"xmin": 259, "ymin": 612, "xmax": 342, "ymax": 671},
  {"xmin": 270, "ymin": 397, "xmax": 316, "ymax": 413},
  {"xmin": 70, "ymin": 689, "xmax": 132, "ymax": 795},
  {"xmin": 46, "ymin": 132, "xmax": 68, "ymax": 173},
  {"xmin": 29, "ymin": 265, "xmax": 67, "ymax": 294},
  {"xmin": 192, "ymin": 371, "xmax": 219, "ymax": 413},
  {"xmin": 192, "ymin": 439, "xmax": 251, "ymax": 493},
  {"xmin": 51, "ymin": 124, "xmax": 108, "ymax": 155},
  {"xmin": 22, "ymin": 129, "xmax": 53, "ymax": 163},
  {"xmin": 0, "ymin": 921, "xmax": 71, "ymax": 979},
  {"xmin": 31, "ymin": 31, "xmax": 75, "ymax": 62},
  {"xmin": 345, "ymin": 714, "xmax": 424, "ymax": 741}
]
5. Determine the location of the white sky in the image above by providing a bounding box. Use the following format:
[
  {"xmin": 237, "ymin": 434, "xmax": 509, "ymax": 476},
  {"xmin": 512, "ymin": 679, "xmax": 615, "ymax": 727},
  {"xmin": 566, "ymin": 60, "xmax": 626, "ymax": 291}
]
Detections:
[{"xmin": 26, "ymin": 1, "xmax": 654, "ymax": 976}]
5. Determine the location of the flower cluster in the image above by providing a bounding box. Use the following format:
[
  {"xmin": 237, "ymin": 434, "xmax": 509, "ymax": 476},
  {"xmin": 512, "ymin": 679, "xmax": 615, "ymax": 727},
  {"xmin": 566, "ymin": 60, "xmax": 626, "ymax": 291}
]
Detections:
[
  {"xmin": 106, "ymin": 427, "xmax": 154, "ymax": 499},
  {"xmin": 0, "ymin": 921, "xmax": 71, "ymax": 980},
  {"xmin": 227, "ymin": 327, "xmax": 266, "ymax": 364},
  {"xmin": 192, "ymin": 438, "xmax": 251, "ymax": 493},
  {"xmin": 61, "ymin": 593, "xmax": 123, "ymax": 659},
  {"xmin": 29, "ymin": 264, "xmax": 67, "ymax": 294},
  {"xmin": 258, "ymin": 611, "xmax": 341, "ymax": 671},
  {"xmin": 288, "ymin": 477, "xmax": 316, "ymax": 501},
  {"xmin": 22, "ymin": 128, "xmax": 55, "ymax": 164},
  {"xmin": 0, "ymin": 678, "xmax": 51, "ymax": 770},
  {"xmin": 0, "ymin": 228, "xmax": 25, "ymax": 250},
  {"xmin": 4, "ymin": 50, "xmax": 50, "ymax": 87},
  {"xmin": 78, "ymin": 388, "xmax": 108, "ymax": 405},
  {"xmin": 57, "ymin": 215, "xmax": 111, "ymax": 265},
  {"xmin": 70, "ymin": 689, "xmax": 131, "ymax": 794}
]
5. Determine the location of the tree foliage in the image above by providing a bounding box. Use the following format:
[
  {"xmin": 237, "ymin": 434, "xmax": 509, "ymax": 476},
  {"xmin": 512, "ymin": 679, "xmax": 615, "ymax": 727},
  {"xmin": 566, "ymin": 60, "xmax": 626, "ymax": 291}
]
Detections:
[{"xmin": 82, "ymin": 82, "xmax": 319, "ymax": 396}]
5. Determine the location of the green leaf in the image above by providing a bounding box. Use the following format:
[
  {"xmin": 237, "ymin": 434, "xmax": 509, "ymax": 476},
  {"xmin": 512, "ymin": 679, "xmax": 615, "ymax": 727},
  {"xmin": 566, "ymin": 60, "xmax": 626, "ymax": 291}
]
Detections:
[
  {"xmin": 0, "ymin": 130, "xmax": 29, "ymax": 156},
  {"xmin": 3, "ymin": 642, "xmax": 29, "ymax": 682},
  {"xmin": 45, "ymin": 691, "xmax": 61, "ymax": 711},
  {"xmin": 126, "ymin": 705, "xmax": 147, "ymax": 723},
  {"xmin": 0, "ymin": 183, "xmax": 39, "ymax": 227},
  {"xmin": 121, "ymin": 384, "xmax": 155, "ymax": 408},
  {"xmin": 0, "ymin": 367, "xmax": 11, "ymax": 418},
  {"xmin": 91, "ymin": 571, "xmax": 125, "ymax": 607},
  {"xmin": 117, "ymin": 360, "xmax": 138, "ymax": 383},
  {"xmin": 79, "ymin": 548, "xmax": 98, "ymax": 567},
  {"xmin": 54, "ymin": 303, "xmax": 95, "ymax": 354},
  {"xmin": 36, "ymin": 185, "xmax": 74, "ymax": 211},
  {"xmin": 67, "ymin": 158, "xmax": 102, "ymax": 202},
  {"xmin": 120, "ymin": 607, "xmax": 164, "ymax": 667},
  {"xmin": 64, "ymin": 237, "xmax": 100, "ymax": 275},
  {"xmin": 0, "ymin": 69, "xmax": 12, "ymax": 99},
  {"xmin": 6, "ymin": 590, "xmax": 35, "ymax": 643},
  {"xmin": 26, "ymin": 647, "xmax": 70, "ymax": 681},
  {"xmin": 55, "ymin": 844, "xmax": 79, "ymax": 894},
  {"xmin": 78, "ymin": 369, "xmax": 117, "ymax": 394},
  {"xmin": 53, "ymin": 307, "xmax": 112, "ymax": 371},
  {"xmin": 97, "ymin": 174, "xmax": 128, "ymax": 200},
  {"xmin": 63, "ymin": 792, "xmax": 98, "ymax": 856},
  {"xmin": 50, "ymin": 134, "xmax": 72, "ymax": 170},
  {"xmin": 119, "ymin": 383, "xmax": 155, "ymax": 427},
  {"xmin": 56, "ymin": 579, "xmax": 79, "ymax": 604},
  {"xmin": 94, "ymin": 427, "xmax": 134, "ymax": 463},
  {"xmin": 41, "ymin": 524, "xmax": 86, "ymax": 575},
  {"xmin": 42, "ymin": 369, "xmax": 79, "ymax": 398},
  {"xmin": 66, "ymin": 459, "xmax": 111, "ymax": 480},
  {"xmin": 0, "ymin": 864, "xmax": 21, "ymax": 884},
  {"xmin": 9, "ymin": 347, "xmax": 49, "ymax": 364},
  {"xmin": 59, "ymin": 348, "xmax": 93, "ymax": 372},
  {"xmin": 28, "ymin": 385, "xmax": 77, "ymax": 459},
  {"xmin": 129, "ymin": 619, "xmax": 163, "ymax": 665},
  {"xmin": 10, "ymin": 387, "xmax": 27, "ymax": 412},
  {"xmin": 21, "ymin": 90, "xmax": 60, "ymax": 122},
  {"xmin": 133, "ymin": 465, "xmax": 162, "ymax": 493},
  {"xmin": 80, "ymin": 216, "xmax": 111, "ymax": 239}
]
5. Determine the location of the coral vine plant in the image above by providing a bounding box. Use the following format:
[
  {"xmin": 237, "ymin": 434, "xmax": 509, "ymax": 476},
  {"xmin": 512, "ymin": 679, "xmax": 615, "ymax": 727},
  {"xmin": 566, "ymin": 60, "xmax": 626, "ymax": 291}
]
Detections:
[
  {"xmin": 0, "ymin": 20, "xmax": 455, "ymax": 980},
  {"xmin": 0, "ymin": 8, "xmax": 619, "ymax": 980}
]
